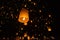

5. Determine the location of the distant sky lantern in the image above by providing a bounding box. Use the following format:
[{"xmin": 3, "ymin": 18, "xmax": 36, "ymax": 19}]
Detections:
[
  {"xmin": 18, "ymin": 8, "xmax": 29, "ymax": 25},
  {"xmin": 47, "ymin": 27, "xmax": 52, "ymax": 31}
]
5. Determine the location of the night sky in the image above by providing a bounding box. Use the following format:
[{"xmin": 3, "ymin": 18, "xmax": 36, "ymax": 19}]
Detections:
[{"xmin": 0, "ymin": 0, "xmax": 57, "ymax": 40}]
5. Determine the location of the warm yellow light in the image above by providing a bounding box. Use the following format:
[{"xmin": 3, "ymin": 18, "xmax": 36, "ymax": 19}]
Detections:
[
  {"xmin": 39, "ymin": 10, "xmax": 42, "ymax": 13},
  {"xmin": 24, "ymin": 33, "xmax": 27, "ymax": 37},
  {"xmin": 24, "ymin": 23, "xmax": 27, "ymax": 26},
  {"xmin": 48, "ymin": 28, "xmax": 51, "ymax": 31},
  {"xmin": 31, "ymin": 36, "xmax": 34, "ymax": 39},
  {"xmin": 22, "ymin": 37, "xmax": 24, "ymax": 40},
  {"xmin": 47, "ymin": 27, "xmax": 51, "ymax": 31},
  {"xmin": 18, "ymin": 8, "xmax": 29, "ymax": 25},
  {"xmin": 33, "ymin": 2, "xmax": 36, "ymax": 5},
  {"xmin": 28, "ymin": 0, "xmax": 31, "ymax": 2},
  {"xmin": 24, "ymin": 4, "xmax": 27, "ymax": 7},
  {"xmin": 48, "ymin": 14, "xmax": 51, "ymax": 17},
  {"xmin": 22, "ymin": 17, "xmax": 25, "ymax": 20},
  {"xmin": 30, "ymin": 20, "xmax": 32, "ymax": 23},
  {"xmin": 21, "ymin": 28, "xmax": 23, "ymax": 30},
  {"xmin": 27, "ymin": 36, "xmax": 30, "ymax": 40},
  {"xmin": 16, "ymin": 32, "xmax": 18, "ymax": 35}
]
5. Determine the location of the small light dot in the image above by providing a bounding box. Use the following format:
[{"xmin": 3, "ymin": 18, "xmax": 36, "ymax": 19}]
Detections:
[
  {"xmin": 22, "ymin": 37, "xmax": 24, "ymax": 39},
  {"xmin": 16, "ymin": 16, "xmax": 17, "ymax": 18},
  {"xmin": 40, "ymin": 17, "xmax": 41, "ymax": 19},
  {"xmin": 39, "ymin": 10, "xmax": 42, "ymax": 13},
  {"xmin": 45, "ymin": 22, "xmax": 48, "ymax": 25},
  {"xmin": 17, "ymin": 9, "xmax": 19, "ymax": 12},
  {"xmin": 24, "ymin": 4, "xmax": 27, "ymax": 7},
  {"xmin": 6, "ymin": 13, "xmax": 9, "ymax": 16},
  {"xmin": 31, "ymin": 36, "xmax": 34, "ymax": 39},
  {"xmin": 24, "ymin": 33, "xmax": 27, "ymax": 37},
  {"xmin": 28, "ymin": 0, "xmax": 31, "ymax": 2},
  {"xmin": 44, "ymin": 36, "xmax": 46, "ymax": 39},
  {"xmin": 19, "ymin": 37, "xmax": 21, "ymax": 39},
  {"xmin": 21, "ymin": 28, "xmax": 23, "ymax": 30},
  {"xmin": 51, "ymin": 36, "xmax": 55, "ymax": 39},
  {"xmin": 9, "ymin": 7, "xmax": 11, "ymax": 10},
  {"xmin": 48, "ymin": 15, "xmax": 51, "ymax": 17},
  {"xmin": 30, "ymin": 9, "xmax": 32, "ymax": 12},
  {"xmin": 33, "ymin": 2, "xmax": 36, "ymax": 5},
  {"xmin": 1, "ymin": 6, "xmax": 4, "ymax": 9},
  {"xmin": 27, "ymin": 36, "xmax": 30, "ymax": 40},
  {"xmin": 47, "ymin": 27, "xmax": 52, "ymax": 31},
  {"xmin": 35, "ymin": 25, "xmax": 37, "ymax": 27},
  {"xmin": 24, "ymin": 23, "xmax": 27, "ymax": 26},
  {"xmin": 16, "ymin": 32, "xmax": 18, "ymax": 35},
  {"xmin": 11, "ymin": 14, "xmax": 13, "ymax": 18},
  {"xmin": 3, "ymin": 37, "xmax": 5, "ymax": 39},
  {"xmin": 38, "ymin": 34, "xmax": 40, "ymax": 36},
  {"xmin": 30, "ymin": 20, "xmax": 33, "ymax": 23}
]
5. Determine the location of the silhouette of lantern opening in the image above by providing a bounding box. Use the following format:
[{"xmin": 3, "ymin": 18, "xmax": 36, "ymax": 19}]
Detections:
[{"xmin": 18, "ymin": 8, "xmax": 29, "ymax": 25}]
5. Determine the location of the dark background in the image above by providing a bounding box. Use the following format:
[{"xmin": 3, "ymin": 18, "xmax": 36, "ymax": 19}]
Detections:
[{"xmin": 0, "ymin": 0, "xmax": 58, "ymax": 40}]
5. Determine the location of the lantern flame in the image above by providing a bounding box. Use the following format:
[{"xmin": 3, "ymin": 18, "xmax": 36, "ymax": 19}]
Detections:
[
  {"xmin": 18, "ymin": 8, "xmax": 29, "ymax": 25},
  {"xmin": 22, "ymin": 17, "xmax": 25, "ymax": 21}
]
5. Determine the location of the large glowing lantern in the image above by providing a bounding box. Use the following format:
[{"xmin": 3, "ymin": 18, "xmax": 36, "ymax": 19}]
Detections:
[{"xmin": 18, "ymin": 8, "xmax": 29, "ymax": 25}]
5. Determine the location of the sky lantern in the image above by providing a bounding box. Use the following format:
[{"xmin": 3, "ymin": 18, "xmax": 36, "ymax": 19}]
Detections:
[
  {"xmin": 47, "ymin": 27, "xmax": 52, "ymax": 31},
  {"xmin": 18, "ymin": 8, "xmax": 29, "ymax": 25}
]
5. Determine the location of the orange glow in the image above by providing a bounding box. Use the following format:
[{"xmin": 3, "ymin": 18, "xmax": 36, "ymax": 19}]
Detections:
[
  {"xmin": 24, "ymin": 33, "xmax": 27, "ymax": 37},
  {"xmin": 27, "ymin": 36, "xmax": 30, "ymax": 40},
  {"xmin": 31, "ymin": 35, "xmax": 34, "ymax": 39},
  {"xmin": 24, "ymin": 23, "xmax": 27, "ymax": 26},
  {"xmin": 47, "ymin": 27, "xmax": 51, "ymax": 31},
  {"xmin": 22, "ymin": 17, "xmax": 25, "ymax": 20},
  {"xmin": 18, "ymin": 8, "xmax": 29, "ymax": 25}
]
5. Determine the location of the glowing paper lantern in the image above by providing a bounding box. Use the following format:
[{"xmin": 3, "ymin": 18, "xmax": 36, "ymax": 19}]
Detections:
[{"xmin": 18, "ymin": 8, "xmax": 29, "ymax": 25}]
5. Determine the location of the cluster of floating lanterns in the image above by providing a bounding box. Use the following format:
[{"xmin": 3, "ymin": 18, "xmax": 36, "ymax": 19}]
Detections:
[
  {"xmin": 17, "ymin": 8, "xmax": 52, "ymax": 40},
  {"xmin": 16, "ymin": 33, "xmax": 38, "ymax": 40}
]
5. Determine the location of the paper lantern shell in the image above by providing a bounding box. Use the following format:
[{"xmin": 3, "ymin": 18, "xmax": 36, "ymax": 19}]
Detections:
[{"xmin": 18, "ymin": 8, "xmax": 29, "ymax": 24}]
